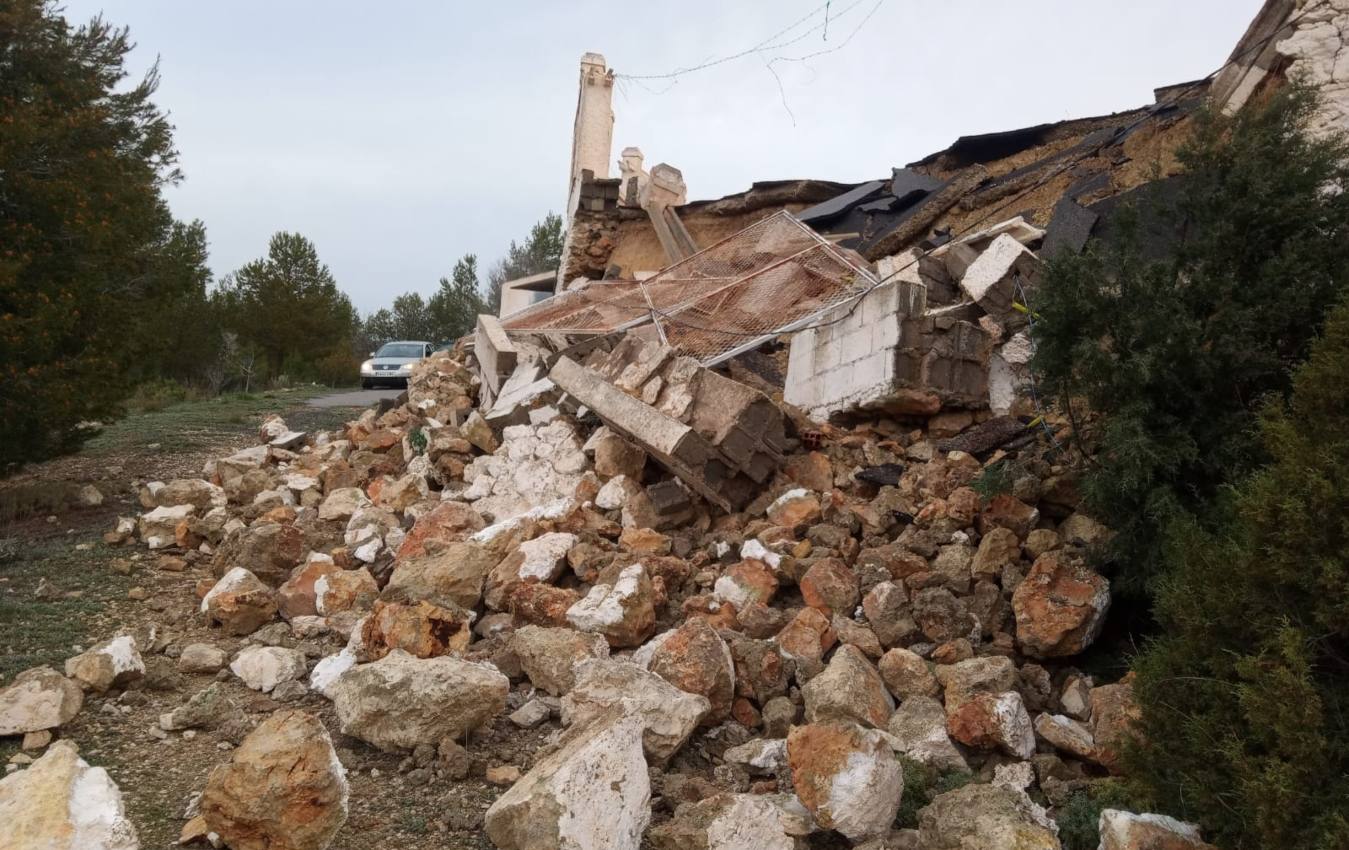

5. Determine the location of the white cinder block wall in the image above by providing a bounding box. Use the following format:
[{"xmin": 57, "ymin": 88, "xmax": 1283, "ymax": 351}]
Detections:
[{"xmin": 784, "ymin": 280, "xmax": 926, "ymax": 420}]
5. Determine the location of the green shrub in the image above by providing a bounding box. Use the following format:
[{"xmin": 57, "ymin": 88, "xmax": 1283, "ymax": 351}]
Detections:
[
  {"xmin": 895, "ymin": 757, "xmax": 972, "ymax": 828},
  {"xmin": 125, "ymin": 379, "xmax": 194, "ymax": 413},
  {"xmin": 970, "ymin": 459, "xmax": 1026, "ymax": 502},
  {"xmin": 1055, "ymin": 782, "xmax": 1138, "ymax": 850},
  {"xmin": 1129, "ymin": 298, "xmax": 1349, "ymax": 848},
  {"xmin": 1031, "ymin": 82, "xmax": 1349, "ymax": 598}
]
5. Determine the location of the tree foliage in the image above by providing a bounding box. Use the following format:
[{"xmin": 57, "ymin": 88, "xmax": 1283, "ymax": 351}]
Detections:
[
  {"xmin": 358, "ymin": 253, "xmax": 488, "ymax": 351},
  {"xmin": 429, "ymin": 253, "xmax": 488, "ymax": 341},
  {"xmin": 0, "ymin": 0, "xmax": 209, "ymax": 468},
  {"xmin": 1031, "ymin": 83, "xmax": 1349, "ymax": 596},
  {"xmin": 214, "ymin": 232, "xmax": 359, "ymax": 383},
  {"xmin": 485, "ymin": 212, "xmax": 565, "ymax": 313},
  {"xmin": 1129, "ymin": 296, "xmax": 1349, "ymax": 849}
]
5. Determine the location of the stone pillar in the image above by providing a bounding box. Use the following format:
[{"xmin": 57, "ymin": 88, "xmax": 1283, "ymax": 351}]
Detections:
[
  {"xmin": 618, "ymin": 147, "xmax": 647, "ymax": 207},
  {"xmin": 569, "ymin": 53, "xmax": 615, "ymax": 204}
]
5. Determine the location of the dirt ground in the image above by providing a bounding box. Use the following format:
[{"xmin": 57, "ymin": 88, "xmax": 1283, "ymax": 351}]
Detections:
[{"xmin": 0, "ymin": 389, "xmax": 560, "ymax": 850}]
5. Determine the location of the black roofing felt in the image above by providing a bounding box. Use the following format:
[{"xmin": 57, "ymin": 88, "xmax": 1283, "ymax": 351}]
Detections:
[
  {"xmin": 1041, "ymin": 198, "xmax": 1099, "ymax": 258},
  {"xmin": 795, "ymin": 180, "xmax": 888, "ymax": 224}
]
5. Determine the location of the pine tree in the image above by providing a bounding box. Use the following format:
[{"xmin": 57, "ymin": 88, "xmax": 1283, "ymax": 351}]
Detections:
[
  {"xmin": 0, "ymin": 1, "xmax": 205, "ymax": 466},
  {"xmin": 1130, "ymin": 296, "xmax": 1349, "ymax": 849},
  {"xmin": 216, "ymin": 232, "xmax": 357, "ymax": 380},
  {"xmin": 1030, "ymin": 83, "xmax": 1349, "ymax": 597},
  {"xmin": 486, "ymin": 212, "xmax": 565, "ymax": 313},
  {"xmin": 428, "ymin": 254, "xmax": 488, "ymax": 342}
]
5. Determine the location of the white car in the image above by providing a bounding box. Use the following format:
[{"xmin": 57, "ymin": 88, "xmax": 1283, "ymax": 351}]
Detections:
[{"xmin": 360, "ymin": 340, "xmax": 432, "ymax": 389}]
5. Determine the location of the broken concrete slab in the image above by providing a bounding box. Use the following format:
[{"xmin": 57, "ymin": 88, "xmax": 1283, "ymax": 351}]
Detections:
[
  {"xmin": 475, "ymin": 313, "xmax": 518, "ymax": 396},
  {"xmin": 959, "ymin": 233, "xmax": 1041, "ymax": 317},
  {"xmin": 549, "ymin": 353, "xmax": 778, "ymax": 512}
]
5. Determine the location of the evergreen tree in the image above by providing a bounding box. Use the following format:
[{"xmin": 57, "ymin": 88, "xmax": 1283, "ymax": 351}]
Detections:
[
  {"xmin": 0, "ymin": 1, "xmax": 204, "ymax": 467},
  {"xmin": 389, "ymin": 292, "xmax": 436, "ymax": 342},
  {"xmin": 358, "ymin": 309, "xmax": 397, "ymax": 354},
  {"xmin": 1031, "ymin": 83, "xmax": 1349, "ymax": 597},
  {"xmin": 486, "ymin": 212, "xmax": 565, "ymax": 312},
  {"xmin": 1130, "ymin": 296, "xmax": 1349, "ymax": 849},
  {"xmin": 428, "ymin": 253, "xmax": 487, "ymax": 341},
  {"xmin": 216, "ymin": 232, "xmax": 358, "ymax": 380}
]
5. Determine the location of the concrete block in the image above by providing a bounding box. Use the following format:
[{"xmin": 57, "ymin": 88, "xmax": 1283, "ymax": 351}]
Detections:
[
  {"xmin": 960, "ymin": 234, "xmax": 1039, "ymax": 317},
  {"xmin": 840, "ymin": 328, "xmax": 874, "ymax": 365},
  {"xmin": 475, "ymin": 314, "xmax": 518, "ymax": 395},
  {"xmin": 815, "ymin": 337, "xmax": 842, "ymax": 374},
  {"xmin": 873, "ymin": 316, "xmax": 901, "ymax": 350}
]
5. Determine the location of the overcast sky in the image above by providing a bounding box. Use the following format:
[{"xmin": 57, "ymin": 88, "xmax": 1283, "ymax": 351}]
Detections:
[{"xmin": 63, "ymin": 0, "xmax": 1263, "ymax": 314}]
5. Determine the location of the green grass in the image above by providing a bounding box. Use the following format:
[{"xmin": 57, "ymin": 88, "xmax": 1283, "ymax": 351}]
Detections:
[
  {"xmin": 0, "ymin": 539, "xmax": 133, "ymax": 682},
  {"xmin": 84, "ymin": 387, "xmax": 357, "ymax": 456}
]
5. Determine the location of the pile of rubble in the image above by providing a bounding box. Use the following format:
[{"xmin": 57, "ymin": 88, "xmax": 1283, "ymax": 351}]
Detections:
[{"xmin": 0, "ymin": 339, "xmax": 1217, "ymax": 850}]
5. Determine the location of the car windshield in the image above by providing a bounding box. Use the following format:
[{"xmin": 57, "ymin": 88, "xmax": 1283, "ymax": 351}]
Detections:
[{"xmin": 375, "ymin": 343, "xmax": 423, "ymax": 358}]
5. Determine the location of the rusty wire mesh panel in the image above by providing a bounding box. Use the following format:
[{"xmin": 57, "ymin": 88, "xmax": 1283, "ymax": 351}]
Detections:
[
  {"xmin": 500, "ymin": 211, "xmax": 876, "ymax": 363},
  {"xmin": 500, "ymin": 281, "xmax": 647, "ymax": 333},
  {"xmin": 646, "ymin": 212, "xmax": 876, "ymax": 364}
]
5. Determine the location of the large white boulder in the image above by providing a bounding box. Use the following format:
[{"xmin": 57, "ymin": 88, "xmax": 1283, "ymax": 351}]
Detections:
[
  {"xmin": 0, "ymin": 740, "xmax": 138, "ymax": 850},
  {"xmin": 326, "ymin": 649, "xmax": 507, "ymax": 751},
  {"xmin": 485, "ymin": 709, "xmax": 650, "ymax": 850}
]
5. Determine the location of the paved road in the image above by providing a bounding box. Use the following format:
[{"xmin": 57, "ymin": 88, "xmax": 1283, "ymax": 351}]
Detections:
[{"xmin": 306, "ymin": 388, "xmax": 402, "ymax": 408}]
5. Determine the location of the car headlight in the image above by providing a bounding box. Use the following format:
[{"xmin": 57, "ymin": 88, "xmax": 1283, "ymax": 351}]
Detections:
[
  {"xmin": 398, "ymin": 363, "xmax": 413, "ymax": 372},
  {"xmin": 360, "ymin": 360, "xmax": 373, "ymax": 374}
]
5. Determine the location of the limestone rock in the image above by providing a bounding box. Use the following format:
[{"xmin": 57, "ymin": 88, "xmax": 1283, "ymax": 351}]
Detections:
[
  {"xmin": 766, "ymin": 488, "xmax": 821, "ymax": 527},
  {"xmin": 200, "ymin": 710, "xmax": 348, "ymax": 850},
  {"xmin": 649, "ymin": 793, "xmax": 795, "ymax": 850},
  {"xmin": 1011, "ymin": 552, "xmax": 1110, "ymax": 658},
  {"xmin": 276, "ymin": 558, "xmax": 340, "ymax": 620},
  {"xmin": 946, "ymin": 691, "xmax": 1036, "ymax": 760},
  {"xmin": 886, "ymin": 695, "xmax": 968, "ymax": 773},
  {"xmin": 713, "ymin": 559, "xmax": 778, "ymax": 610},
  {"xmin": 317, "ymin": 486, "xmax": 370, "ymax": 522},
  {"xmin": 230, "ymin": 646, "xmax": 309, "ymax": 694},
  {"xmin": 591, "ymin": 431, "xmax": 647, "ymax": 480},
  {"xmin": 64, "ymin": 635, "xmax": 144, "ymax": 694},
  {"xmin": 787, "ymin": 721, "xmax": 905, "ymax": 842},
  {"xmin": 511, "ymin": 626, "xmax": 610, "ymax": 696},
  {"xmin": 862, "ymin": 581, "xmax": 920, "ymax": 648},
  {"xmin": 917, "ymin": 782, "xmax": 1059, "ymax": 850},
  {"xmin": 1090, "ymin": 677, "xmax": 1141, "ymax": 774},
  {"xmin": 935, "ymin": 655, "xmax": 1018, "ymax": 712},
  {"xmin": 774, "ymin": 607, "xmax": 836, "ymax": 677},
  {"xmin": 357, "ymin": 599, "xmax": 473, "ymax": 661},
  {"xmin": 0, "ymin": 740, "xmax": 138, "ymax": 850},
  {"xmin": 878, "ymin": 647, "xmax": 939, "ymax": 700},
  {"xmin": 138, "ymin": 503, "xmax": 194, "ymax": 549},
  {"xmin": 802, "ymin": 644, "xmax": 894, "ymax": 729},
  {"xmin": 1033, "ymin": 713, "xmax": 1096, "ymax": 761},
  {"xmin": 201, "ymin": 567, "xmax": 278, "ymax": 636},
  {"xmin": 159, "ymin": 683, "xmax": 246, "ymax": 732},
  {"xmin": 382, "ymin": 541, "xmax": 496, "ymax": 610},
  {"xmin": 314, "ymin": 567, "xmax": 378, "ymax": 616},
  {"xmin": 636, "ymin": 618, "xmax": 735, "ymax": 725},
  {"xmin": 565, "ymin": 562, "xmax": 656, "ymax": 648},
  {"xmin": 1098, "ymin": 810, "xmax": 1215, "ymax": 850},
  {"xmin": 327, "ymin": 649, "xmax": 508, "ymax": 751},
  {"xmin": 178, "ymin": 643, "xmax": 228, "ymax": 674},
  {"xmin": 561, "ymin": 659, "xmax": 709, "ymax": 763},
  {"xmin": 799, "ymin": 558, "xmax": 860, "ymax": 617},
  {"xmin": 0, "ymin": 667, "xmax": 83, "ymax": 736},
  {"xmin": 484, "ymin": 709, "xmax": 650, "ymax": 850},
  {"xmin": 395, "ymin": 500, "xmax": 486, "ymax": 559}
]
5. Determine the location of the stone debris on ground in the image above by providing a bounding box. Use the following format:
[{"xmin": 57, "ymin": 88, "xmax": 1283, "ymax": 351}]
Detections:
[{"xmin": 0, "ymin": 158, "xmax": 1239, "ymax": 848}]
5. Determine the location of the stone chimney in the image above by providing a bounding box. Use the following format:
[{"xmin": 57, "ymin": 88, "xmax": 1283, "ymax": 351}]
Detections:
[{"xmin": 569, "ymin": 53, "xmax": 615, "ymax": 205}]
